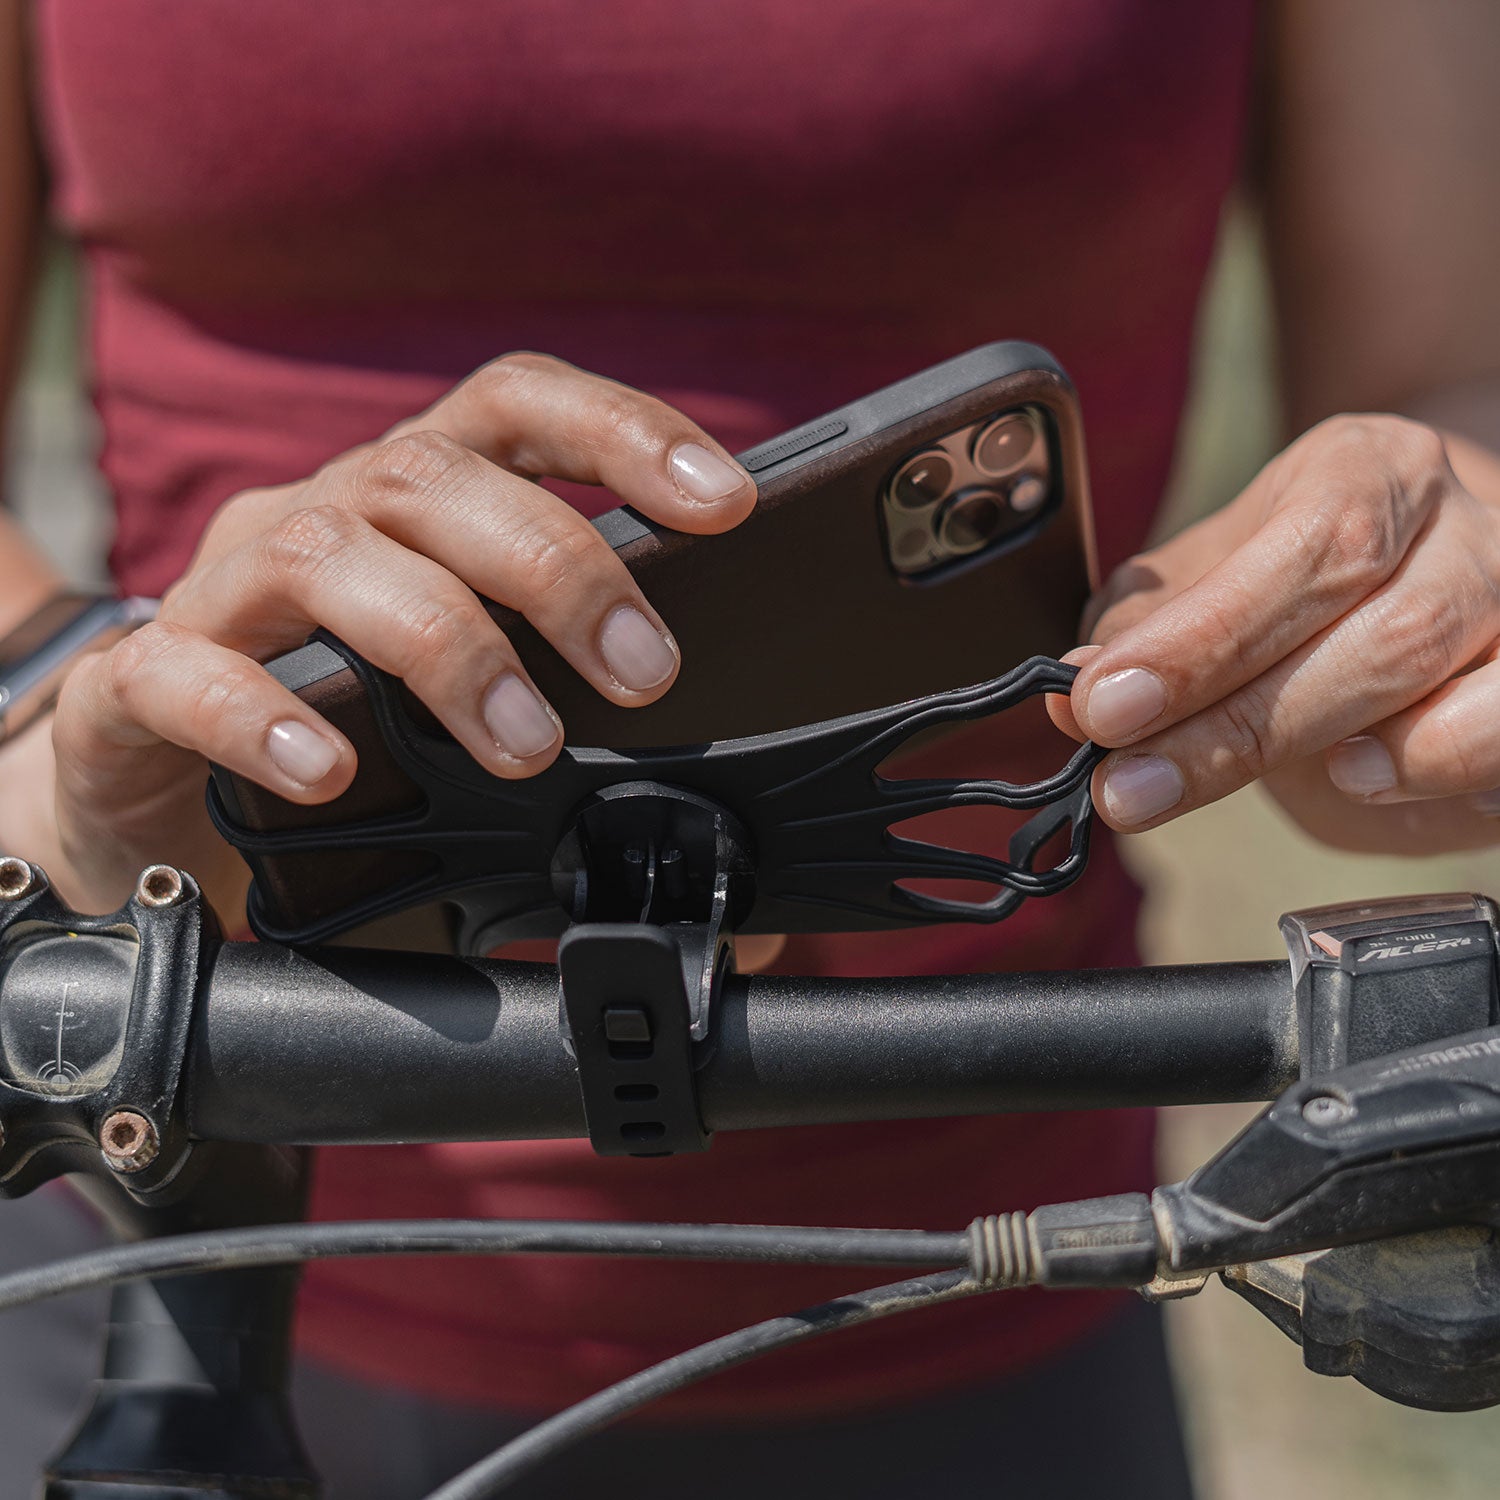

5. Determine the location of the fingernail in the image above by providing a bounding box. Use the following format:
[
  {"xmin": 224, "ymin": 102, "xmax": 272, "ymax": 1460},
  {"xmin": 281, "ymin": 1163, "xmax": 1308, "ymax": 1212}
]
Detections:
[
  {"xmin": 1100, "ymin": 755, "xmax": 1185, "ymax": 826},
  {"xmin": 482, "ymin": 672, "xmax": 561, "ymax": 758},
  {"xmin": 670, "ymin": 442, "xmax": 747, "ymax": 503},
  {"xmin": 1086, "ymin": 668, "xmax": 1167, "ymax": 741},
  {"xmin": 599, "ymin": 605, "xmax": 677, "ymax": 692},
  {"xmin": 1472, "ymin": 789, "xmax": 1500, "ymax": 816},
  {"xmin": 1061, "ymin": 644, "xmax": 1102, "ymax": 668},
  {"xmin": 1327, "ymin": 736, "xmax": 1397, "ymax": 798},
  {"xmin": 267, "ymin": 721, "xmax": 340, "ymax": 786}
]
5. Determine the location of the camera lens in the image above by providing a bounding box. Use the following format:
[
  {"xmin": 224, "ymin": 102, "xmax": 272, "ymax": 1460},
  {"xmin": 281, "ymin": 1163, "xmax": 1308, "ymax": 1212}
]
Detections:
[
  {"xmin": 890, "ymin": 450, "xmax": 953, "ymax": 510},
  {"xmin": 938, "ymin": 488, "xmax": 1006, "ymax": 556},
  {"xmin": 971, "ymin": 411, "xmax": 1038, "ymax": 478}
]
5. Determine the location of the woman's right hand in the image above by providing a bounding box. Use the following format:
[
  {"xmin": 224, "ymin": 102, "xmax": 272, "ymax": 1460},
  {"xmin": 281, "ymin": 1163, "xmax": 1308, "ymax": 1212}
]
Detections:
[{"xmin": 46, "ymin": 353, "xmax": 756, "ymax": 914}]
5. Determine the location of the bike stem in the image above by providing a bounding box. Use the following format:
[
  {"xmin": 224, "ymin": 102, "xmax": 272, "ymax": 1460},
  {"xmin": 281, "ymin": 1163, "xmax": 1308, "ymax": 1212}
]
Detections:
[{"xmin": 45, "ymin": 1145, "xmax": 316, "ymax": 1500}]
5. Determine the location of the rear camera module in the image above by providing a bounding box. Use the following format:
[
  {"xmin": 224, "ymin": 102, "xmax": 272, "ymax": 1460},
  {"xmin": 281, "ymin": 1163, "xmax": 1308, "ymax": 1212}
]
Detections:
[
  {"xmin": 937, "ymin": 488, "xmax": 1007, "ymax": 556},
  {"xmin": 890, "ymin": 450, "xmax": 953, "ymax": 510},
  {"xmin": 882, "ymin": 408, "xmax": 1055, "ymax": 578},
  {"xmin": 971, "ymin": 411, "xmax": 1038, "ymax": 478}
]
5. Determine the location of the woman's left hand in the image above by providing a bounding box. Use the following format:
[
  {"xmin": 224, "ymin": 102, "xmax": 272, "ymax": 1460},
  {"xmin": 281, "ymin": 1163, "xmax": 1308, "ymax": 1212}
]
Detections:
[{"xmin": 1049, "ymin": 413, "xmax": 1500, "ymax": 854}]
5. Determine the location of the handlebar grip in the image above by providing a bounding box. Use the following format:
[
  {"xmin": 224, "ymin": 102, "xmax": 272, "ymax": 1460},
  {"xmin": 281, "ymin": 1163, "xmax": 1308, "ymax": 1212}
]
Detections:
[{"xmin": 186, "ymin": 944, "xmax": 1295, "ymax": 1145}]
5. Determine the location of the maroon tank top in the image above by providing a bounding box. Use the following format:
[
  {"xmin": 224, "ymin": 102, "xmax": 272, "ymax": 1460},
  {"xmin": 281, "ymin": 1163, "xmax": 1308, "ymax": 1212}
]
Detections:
[{"xmin": 32, "ymin": 0, "xmax": 1255, "ymax": 1415}]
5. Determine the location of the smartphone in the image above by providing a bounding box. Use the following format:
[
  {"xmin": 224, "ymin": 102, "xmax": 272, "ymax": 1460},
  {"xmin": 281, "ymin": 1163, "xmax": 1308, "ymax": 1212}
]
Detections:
[
  {"xmin": 211, "ymin": 341, "xmax": 1096, "ymax": 937},
  {"xmin": 503, "ymin": 341, "xmax": 1096, "ymax": 746}
]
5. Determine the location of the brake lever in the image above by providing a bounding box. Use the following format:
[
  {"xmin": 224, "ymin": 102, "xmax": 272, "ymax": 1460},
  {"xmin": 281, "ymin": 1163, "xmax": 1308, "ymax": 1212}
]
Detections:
[
  {"xmin": 1155, "ymin": 1021, "xmax": 1500, "ymax": 1270},
  {"xmin": 1150, "ymin": 1024, "xmax": 1500, "ymax": 1410}
]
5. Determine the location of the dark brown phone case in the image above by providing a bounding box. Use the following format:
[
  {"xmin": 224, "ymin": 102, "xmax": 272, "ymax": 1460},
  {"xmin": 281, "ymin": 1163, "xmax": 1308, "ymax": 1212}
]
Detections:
[{"xmin": 212, "ymin": 342, "xmax": 1095, "ymax": 936}]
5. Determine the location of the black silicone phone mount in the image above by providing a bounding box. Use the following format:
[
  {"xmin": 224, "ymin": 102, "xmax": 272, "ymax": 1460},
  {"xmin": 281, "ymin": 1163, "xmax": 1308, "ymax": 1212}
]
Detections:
[{"xmin": 210, "ymin": 646, "xmax": 1104, "ymax": 954}]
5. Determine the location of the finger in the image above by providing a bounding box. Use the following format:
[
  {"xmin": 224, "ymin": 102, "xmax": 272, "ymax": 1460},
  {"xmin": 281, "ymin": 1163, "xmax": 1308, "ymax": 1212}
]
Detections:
[
  {"xmin": 1324, "ymin": 650, "xmax": 1500, "ymax": 805},
  {"xmin": 165, "ymin": 508, "xmax": 568, "ymax": 776},
  {"xmin": 1088, "ymin": 538, "xmax": 1498, "ymax": 830},
  {"xmin": 179, "ymin": 480, "xmax": 304, "ymax": 569},
  {"xmin": 1081, "ymin": 501, "xmax": 1250, "ymax": 644},
  {"xmin": 1057, "ymin": 511, "xmax": 1247, "ymax": 739},
  {"xmin": 1043, "ymin": 645, "xmax": 1098, "ymax": 742},
  {"xmin": 308, "ymin": 431, "xmax": 682, "ymax": 701},
  {"xmin": 388, "ymin": 351, "xmax": 756, "ymax": 533},
  {"xmin": 1072, "ymin": 416, "xmax": 1449, "ymax": 746},
  {"xmin": 53, "ymin": 622, "xmax": 356, "ymax": 808},
  {"xmin": 1265, "ymin": 756, "xmax": 1500, "ymax": 856}
]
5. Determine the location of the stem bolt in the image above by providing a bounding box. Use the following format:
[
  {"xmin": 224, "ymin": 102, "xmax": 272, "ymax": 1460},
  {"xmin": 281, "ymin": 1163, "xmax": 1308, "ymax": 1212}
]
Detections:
[
  {"xmin": 1302, "ymin": 1094, "xmax": 1352, "ymax": 1127},
  {"xmin": 99, "ymin": 1110, "xmax": 159, "ymax": 1172},
  {"xmin": 135, "ymin": 865, "xmax": 185, "ymax": 909},
  {"xmin": 0, "ymin": 858, "xmax": 37, "ymax": 900}
]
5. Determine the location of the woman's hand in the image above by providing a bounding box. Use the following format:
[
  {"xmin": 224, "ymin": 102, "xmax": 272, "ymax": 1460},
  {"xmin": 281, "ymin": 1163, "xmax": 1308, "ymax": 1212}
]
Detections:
[
  {"xmin": 45, "ymin": 353, "xmax": 755, "ymax": 913},
  {"xmin": 1050, "ymin": 413, "xmax": 1500, "ymax": 855}
]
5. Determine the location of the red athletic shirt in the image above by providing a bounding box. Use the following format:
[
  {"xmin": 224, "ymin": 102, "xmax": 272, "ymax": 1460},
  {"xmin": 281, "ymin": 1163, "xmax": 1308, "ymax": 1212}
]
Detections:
[{"xmin": 32, "ymin": 0, "xmax": 1255, "ymax": 1416}]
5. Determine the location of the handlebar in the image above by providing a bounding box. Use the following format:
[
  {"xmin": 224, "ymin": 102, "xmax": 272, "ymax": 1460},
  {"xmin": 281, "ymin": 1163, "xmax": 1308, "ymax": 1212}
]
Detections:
[
  {"xmin": 187, "ymin": 943, "xmax": 1297, "ymax": 1145},
  {"xmin": 4, "ymin": 869, "xmax": 1491, "ymax": 1176}
]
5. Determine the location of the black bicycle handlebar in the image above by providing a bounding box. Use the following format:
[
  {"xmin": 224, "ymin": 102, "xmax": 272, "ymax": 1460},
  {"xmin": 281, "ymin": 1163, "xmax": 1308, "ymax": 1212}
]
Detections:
[
  {"xmin": 5, "ymin": 868, "xmax": 1489, "ymax": 1174},
  {"xmin": 187, "ymin": 942, "xmax": 1296, "ymax": 1146}
]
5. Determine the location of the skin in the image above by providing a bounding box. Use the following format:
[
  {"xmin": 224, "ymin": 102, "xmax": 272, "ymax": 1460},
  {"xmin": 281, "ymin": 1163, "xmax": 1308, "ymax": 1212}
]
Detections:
[
  {"xmin": 1, "ymin": 0, "xmax": 1499, "ymax": 934},
  {"xmin": 48, "ymin": 359, "xmax": 759, "ymax": 914},
  {"xmin": 1047, "ymin": 0, "xmax": 1500, "ymax": 854}
]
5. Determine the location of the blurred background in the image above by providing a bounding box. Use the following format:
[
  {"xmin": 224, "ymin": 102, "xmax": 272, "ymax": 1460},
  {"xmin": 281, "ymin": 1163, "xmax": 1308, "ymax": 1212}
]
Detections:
[{"xmin": 7, "ymin": 208, "xmax": 1500, "ymax": 1495}]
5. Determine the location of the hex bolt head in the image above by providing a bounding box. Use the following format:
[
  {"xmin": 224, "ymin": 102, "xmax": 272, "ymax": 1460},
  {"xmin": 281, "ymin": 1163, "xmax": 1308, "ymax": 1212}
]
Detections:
[
  {"xmin": 0, "ymin": 857, "xmax": 37, "ymax": 900},
  {"xmin": 1301, "ymin": 1093, "xmax": 1352, "ymax": 1127},
  {"xmin": 99, "ymin": 1110, "xmax": 160, "ymax": 1172},
  {"xmin": 135, "ymin": 865, "xmax": 185, "ymax": 909}
]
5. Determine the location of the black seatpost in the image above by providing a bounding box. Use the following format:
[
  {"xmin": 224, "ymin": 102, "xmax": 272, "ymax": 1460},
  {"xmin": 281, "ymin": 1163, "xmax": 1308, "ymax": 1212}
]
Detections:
[{"xmin": 43, "ymin": 1144, "xmax": 318, "ymax": 1500}]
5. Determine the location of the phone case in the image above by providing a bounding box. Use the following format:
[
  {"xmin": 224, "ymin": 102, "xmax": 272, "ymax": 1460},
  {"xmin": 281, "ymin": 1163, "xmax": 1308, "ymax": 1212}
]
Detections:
[{"xmin": 211, "ymin": 341, "xmax": 1095, "ymax": 937}]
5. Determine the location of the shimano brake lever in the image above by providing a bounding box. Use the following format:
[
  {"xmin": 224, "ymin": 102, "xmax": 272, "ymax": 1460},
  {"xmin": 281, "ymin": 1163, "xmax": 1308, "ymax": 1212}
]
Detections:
[
  {"xmin": 1153, "ymin": 1023, "xmax": 1500, "ymax": 1274},
  {"xmin": 1149, "ymin": 1023, "xmax": 1500, "ymax": 1411}
]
